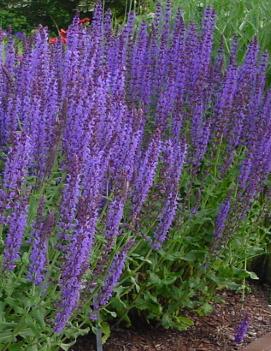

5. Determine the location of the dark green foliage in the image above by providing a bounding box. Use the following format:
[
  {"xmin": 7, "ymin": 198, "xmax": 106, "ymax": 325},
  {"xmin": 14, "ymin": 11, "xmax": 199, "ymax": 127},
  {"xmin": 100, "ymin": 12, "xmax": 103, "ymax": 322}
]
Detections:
[
  {"xmin": 0, "ymin": 0, "xmax": 82, "ymax": 33},
  {"xmin": 0, "ymin": 0, "xmax": 138, "ymax": 33}
]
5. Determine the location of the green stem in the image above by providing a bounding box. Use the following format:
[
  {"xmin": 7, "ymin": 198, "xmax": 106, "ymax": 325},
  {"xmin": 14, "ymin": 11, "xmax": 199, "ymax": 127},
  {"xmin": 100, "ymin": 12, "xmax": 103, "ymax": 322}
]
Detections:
[
  {"xmin": 96, "ymin": 311, "xmax": 103, "ymax": 351},
  {"xmin": 0, "ymin": 223, "xmax": 3, "ymax": 241},
  {"xmin": 241, "ymin": 247, "xmax": 247, "ymax": 303}
]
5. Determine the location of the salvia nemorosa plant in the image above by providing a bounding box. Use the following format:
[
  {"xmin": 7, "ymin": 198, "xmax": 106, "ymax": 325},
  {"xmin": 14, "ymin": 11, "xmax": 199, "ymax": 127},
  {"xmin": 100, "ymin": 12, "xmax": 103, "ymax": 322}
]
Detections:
[{"xmin": 0, "ymin": 1, "xmax": 270, "ymax": 349}]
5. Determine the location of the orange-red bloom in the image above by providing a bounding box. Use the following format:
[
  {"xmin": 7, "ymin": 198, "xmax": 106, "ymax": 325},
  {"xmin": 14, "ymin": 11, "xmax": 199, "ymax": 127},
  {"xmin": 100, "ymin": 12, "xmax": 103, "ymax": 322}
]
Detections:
[
  {"xmin": 49, "ymin": 19, "xmax": 91, "ymax": 46},
  {"xmin": 79, "ymin": 17, "xmax": 91, "ymax": 25},
  {"xmin": 59, "ymin": 29, "xmax": 67, "ymax": 44},
  {"xmin": 49, "ymin": 37, "xmax": 58, "ymax": 44},
  {"xmin": 59, "ymin": 29, "xmax": 67, "ymax": 36}
]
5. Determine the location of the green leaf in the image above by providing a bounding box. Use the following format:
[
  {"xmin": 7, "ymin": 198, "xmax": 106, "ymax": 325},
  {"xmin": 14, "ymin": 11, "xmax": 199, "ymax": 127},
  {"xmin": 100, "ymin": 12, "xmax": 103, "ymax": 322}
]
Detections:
[
  {"xmin": 161, "ymin": 313, "xmax": 174, "ymax": 329},
  {"xmin": 4, "ymin": 297, "xmax": 24, "ymax": 314},
  {"xmin": 18, "ymin": 328, "xmax": 36, "ymax": 338},
  {"xmin": 149, "ymin": 272, "xmax": 161, "ymax": 286},
  {"xmin": 9, "ymin": 341, "xmax": 25, "ymax": 351},
  {"xmin": 110, "ymin": 294, "xmax": 127, "ymax": 314},
  {"xmin": 0, "ymin": 302, "xmax": 5, "ymax": 315},
  {"xmin": 0, "ymin": 321, "xmax": 16, "ymax": 328},
  {"xmin": 196, "ymin": 303, "xmax": 213, "ymax": 316},
  {"xmin": 245, "ymin": 270, "xmax": 259, "ymax": 280},
  {"xmin": 129, "ymin": 276, "xmax": 140, "ymax": 293},
  {"xmin": 27, "ymin": 345, "xmax": 39, "ymax": 351},
  {"xmin": 60, "ymin": 341, "xmax": 76, "ymax": 351},
  {"xmin": 103, "ymin": 308, "xmax": 117, "ymax": 318},
  {"xmin": 31, "ymin": 307, "xmax": 46, "ymax": 328},
  {"xmin": 101, "ymin": 321, "xmax": 111, "ymax": 344},
  {"xmin": 0, "ymin": 330, "xmax": 15, "ymax": 343},
  {"xmin": 174, "ymin": 316, "xmax": 194, "ymax": 331},
  {"xmin": 130, "ymin": 253, "xmax": 152, "ymax": 264}
]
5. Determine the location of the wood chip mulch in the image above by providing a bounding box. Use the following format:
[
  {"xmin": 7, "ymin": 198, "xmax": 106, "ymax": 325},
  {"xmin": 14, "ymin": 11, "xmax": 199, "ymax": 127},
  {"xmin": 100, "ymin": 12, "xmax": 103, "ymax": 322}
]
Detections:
[{"xmin": 72, "ymin": 283, "xmax": 271, "ymax": 351}]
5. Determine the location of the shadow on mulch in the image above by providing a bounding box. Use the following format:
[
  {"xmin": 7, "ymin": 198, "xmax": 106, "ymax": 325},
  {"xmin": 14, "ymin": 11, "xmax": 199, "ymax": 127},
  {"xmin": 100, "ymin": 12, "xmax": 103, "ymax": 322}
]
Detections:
[{"xmin": 71, "ymin": 283, "xmax": 271, "ymax": 351}]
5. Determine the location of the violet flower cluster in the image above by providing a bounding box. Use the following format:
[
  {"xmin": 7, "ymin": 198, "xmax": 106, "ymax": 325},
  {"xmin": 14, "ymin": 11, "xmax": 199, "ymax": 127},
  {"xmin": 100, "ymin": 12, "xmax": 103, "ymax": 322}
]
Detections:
[{"xmin": 0, "ymin": 0, "xmax": 271, "ymax": 334}]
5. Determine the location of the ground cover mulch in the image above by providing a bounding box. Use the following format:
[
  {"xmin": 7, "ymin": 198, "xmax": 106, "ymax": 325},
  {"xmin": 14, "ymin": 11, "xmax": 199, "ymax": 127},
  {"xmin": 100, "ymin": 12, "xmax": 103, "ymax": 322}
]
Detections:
[{"xmin": 72, "ymin": 283, "xmax": 271, "ymax": 351}]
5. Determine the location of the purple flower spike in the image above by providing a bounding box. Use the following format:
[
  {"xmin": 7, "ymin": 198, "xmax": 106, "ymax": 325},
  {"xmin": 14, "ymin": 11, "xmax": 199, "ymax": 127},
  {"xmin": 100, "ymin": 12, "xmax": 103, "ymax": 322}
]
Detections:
[
  {"xmin": 28, "ymin": 198, "xmax": 54, "ymax": 285},
  {"xmin": 54, "ymin": 214, "xmax": 98, "ymax": 333},
  {"xmin": 234, "ymin": 315, "xmax": 249, "ymax": 344},
  {"xmin": 3, "ymin": 199, "xmax": 29, "ymax": 271},
  {"xmin": 152, "ymin": 139, "xmax": 187, "ymax": 249},
  {"xmin": 2, "ymin": 132, "xmax": 32, "ymax": 271},
  {"xmin": 200, "ymin": 7, "xmax": 216, "ymax": 77},
  {"xmin": 213, "ymin": 199, "xmax": 230, "ymax": 239},
  {"xmin": 131, "ymin": 130, "xmax": 161, "ymax": 220},
  {"xmin": 3, "ymin": 133, "xmax": 32, "ymax": 201},
  {"xmin": 105, "ymin": 195, "xmax": 126, "ymax": 240},
  {"xmin": 91, "ymin": 239, "xmax": 134, "ymax": 315}
]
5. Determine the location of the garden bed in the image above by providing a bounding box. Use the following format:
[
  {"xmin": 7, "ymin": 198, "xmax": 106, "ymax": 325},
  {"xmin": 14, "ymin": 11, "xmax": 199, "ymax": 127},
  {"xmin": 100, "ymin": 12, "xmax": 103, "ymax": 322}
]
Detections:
[{"xmin": 73, "ymin": 283, "xmax": 271, "ymax": 351}]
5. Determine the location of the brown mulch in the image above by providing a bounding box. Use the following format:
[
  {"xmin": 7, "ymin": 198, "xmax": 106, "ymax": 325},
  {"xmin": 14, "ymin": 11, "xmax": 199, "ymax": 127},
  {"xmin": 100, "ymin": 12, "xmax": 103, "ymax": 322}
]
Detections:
[{"xmin": 72, "ymin": 283, "xmax": 271, "ymax": 351}]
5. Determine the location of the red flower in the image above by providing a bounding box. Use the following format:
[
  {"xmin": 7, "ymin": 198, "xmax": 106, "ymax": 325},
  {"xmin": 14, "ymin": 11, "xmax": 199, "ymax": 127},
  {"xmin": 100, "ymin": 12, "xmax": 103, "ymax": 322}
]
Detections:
[
  {"xmin": 79, "ymin": 17, "xmax": 91, "ymax": 24},
  {"xmin": 60, "ymin": 37, "xmax": 67, "ymax": 44},
  {"xmin": 49, "ymin": 37, "xmax": 58, "ymax": 44},
  {"xmin": 59, "ymin": 29, "xmax": 67, "ymax": 36},
  {"xmin": 49, "ymin": 18, "xmax": 90, "ymax": 46},
  {"xmin": 59, "ymin": 29, "xmax": 67, "ymax": 44}
]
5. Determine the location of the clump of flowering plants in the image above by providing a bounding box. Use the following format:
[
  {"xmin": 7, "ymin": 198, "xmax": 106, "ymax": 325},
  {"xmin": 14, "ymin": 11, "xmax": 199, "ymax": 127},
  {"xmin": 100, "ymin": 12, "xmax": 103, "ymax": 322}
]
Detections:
[{"xmin": 0, "ymin": 1, "xmax": 271, "ymax": 349}]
